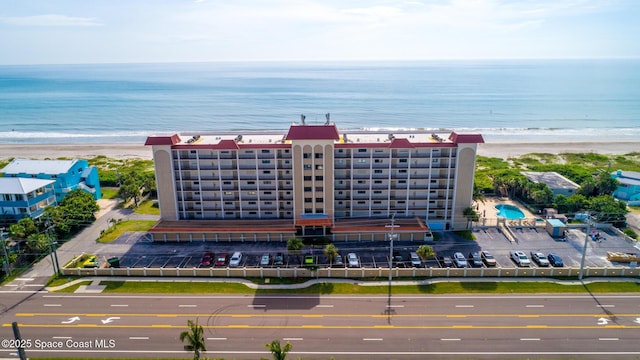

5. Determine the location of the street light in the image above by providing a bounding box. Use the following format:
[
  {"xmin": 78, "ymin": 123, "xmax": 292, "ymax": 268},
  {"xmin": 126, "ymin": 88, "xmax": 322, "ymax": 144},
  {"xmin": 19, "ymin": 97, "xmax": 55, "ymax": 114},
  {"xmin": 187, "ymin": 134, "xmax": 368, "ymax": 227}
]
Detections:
[{"xmin": 386, "ymin": 213, "xmax": 397, "ymax": 314}]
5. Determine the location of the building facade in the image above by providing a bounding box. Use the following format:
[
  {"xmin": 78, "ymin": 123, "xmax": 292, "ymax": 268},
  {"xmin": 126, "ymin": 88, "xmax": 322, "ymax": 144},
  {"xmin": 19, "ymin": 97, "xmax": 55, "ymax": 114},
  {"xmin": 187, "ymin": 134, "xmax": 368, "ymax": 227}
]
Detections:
[
  {"xmin": 611, "ymin": 170, "xmax": 640, "ymax": 205},
  {"xmin": 145, "ymin": 122, "xmax": 483, "ymax": 241},
  {"xmin": 1, "ymin": 159, "xmax": 101, "ymax": 202},
  {"xmin": 0, "ymin": 178, "xmax": 57, "ymax": 222}
]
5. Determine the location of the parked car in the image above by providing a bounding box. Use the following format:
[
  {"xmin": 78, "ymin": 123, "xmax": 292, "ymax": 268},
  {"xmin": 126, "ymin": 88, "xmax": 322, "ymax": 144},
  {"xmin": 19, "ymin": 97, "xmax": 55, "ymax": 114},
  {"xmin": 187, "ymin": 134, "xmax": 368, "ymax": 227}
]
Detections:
[
  {"xmin": 468, "ymin": 252, "xmax": 483, "ymax": 267},
  {"xmin": 510, "ymin": 250, "xmax": 531, "ymax": 267},
  {"xmin": 214, "ymin": 253, "xmax": 229, "ymax": 267},
  {"xmin": 260, "ymin": 253, "xmax": 271, "ymax": 267},
  {"xmin": 333, "ymin": 254, "xmax": 344, "ymax": 267},
  {"xmin": 347, "ymin": 252, "xmax": 360, "ymax": 268},
  {"xmin": 530, "ymin": 251, "xmax": 550, "ymax": 267},
  {"xmin": 410, "ymin": 252, "xmax": 423, "ymax": 268},
  {"xmin": 200, "ymin": 252, "xmax": 213, "ymax": 267},
  {"xmin": 453, "ymin": 252, "xmax": 468, "ymax": 268},
  {"xmin": 437, "ymin": 255, "xmax": 454, "ymax": 268},
  {"xmin": 480, "ymin": 250, "xmax": 497, "ymax": 267},
  {"xmin": 392, "ymin": 251, "xmax": 406, "ymax": 267},
  {"xmin": 229, "ymin": 252, "xmax": 243, "ymax": 267},
  {"xmin": 547, "ymin": 253, "xmax": 564, "ymax": 267},
  {"xmin": 274, "ymin": 252, "xmax": 284, "ymax": 266},
  {"xmin": 304, "ymin": 254, "xmax": 316, "ymax": 267}
]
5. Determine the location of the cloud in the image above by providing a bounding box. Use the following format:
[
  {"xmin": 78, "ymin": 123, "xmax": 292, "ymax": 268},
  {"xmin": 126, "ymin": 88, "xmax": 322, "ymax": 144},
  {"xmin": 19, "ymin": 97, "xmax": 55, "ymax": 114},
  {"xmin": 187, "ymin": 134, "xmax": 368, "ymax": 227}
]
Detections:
[{"xmin": 1, "ymin": 14, "xmax": 102, "ymax": 27}]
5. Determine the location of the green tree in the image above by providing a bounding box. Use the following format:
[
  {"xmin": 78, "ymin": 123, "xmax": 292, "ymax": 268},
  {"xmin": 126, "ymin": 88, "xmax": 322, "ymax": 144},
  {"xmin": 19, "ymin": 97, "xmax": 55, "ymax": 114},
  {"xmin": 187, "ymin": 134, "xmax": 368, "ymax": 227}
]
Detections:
[
  {"xmin": 179, "ymin": 318, "xmax": 206, "ymax": 360},
  {"xmin": 416, "ymin": 245, "xmax": 435, "ymax": 260},
  {"xmin": 287, "ymin": 237, "xmax": 304, "ymax": 259},
  {"xmin": 25, "ymin": 233, "xmax": 49, "ymax": 256},
  {"xmin": 587, "ymin": 195, "xmax": 628, "ymax": 227},
  {"xmin": 265, "ymin": 339, "xmax": 292, "ymax": 360},
  {"xmin": 595, "ymin": 171, "xmax": 619, "ymax": 196},
  {"xmin": 118, "ymin": 171, "xmax": 144, "ymax": 206},
  {"xmin": 463, "ymin": 207, "xmax": 480, "ymax": 228},
  {"xmin": 9, "ymin": 218, "xmax": 39, "ymax": 239},
  {"xmin": 323, "ymin": 243, "xmax": 339, "ymax": 264}
]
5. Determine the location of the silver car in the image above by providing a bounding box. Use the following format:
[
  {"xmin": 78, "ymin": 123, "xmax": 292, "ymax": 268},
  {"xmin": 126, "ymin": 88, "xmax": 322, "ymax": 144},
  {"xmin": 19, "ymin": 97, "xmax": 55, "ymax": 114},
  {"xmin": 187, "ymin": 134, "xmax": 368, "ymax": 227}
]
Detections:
[
  {"xmin": 347, "ymin": 253, "xmax": 360, "ymax": 268},
  {"xmin": 453, "ymin": 252, "xmax": 468, "ymax": 268}
]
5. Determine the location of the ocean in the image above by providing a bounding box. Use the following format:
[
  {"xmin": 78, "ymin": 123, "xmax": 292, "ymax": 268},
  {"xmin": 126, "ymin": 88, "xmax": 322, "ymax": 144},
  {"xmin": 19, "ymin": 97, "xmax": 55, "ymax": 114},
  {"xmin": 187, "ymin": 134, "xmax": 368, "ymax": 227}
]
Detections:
[{"xmin": 1, "ymin": 59, "xmax": 639, "ymax": 144}]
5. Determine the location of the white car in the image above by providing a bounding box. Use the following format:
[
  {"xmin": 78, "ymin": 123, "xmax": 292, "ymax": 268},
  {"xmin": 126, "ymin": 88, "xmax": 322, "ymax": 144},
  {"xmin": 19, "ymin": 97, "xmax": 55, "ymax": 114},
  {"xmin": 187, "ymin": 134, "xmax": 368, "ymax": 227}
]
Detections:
[
  {"xmin": 530, "ymin": 251, "xmax": 550, "ymax": 267},
  {"xmin": 229, "ymin": 251, "xmax": 243, "ymax": 267},
  {"xmin": 510, "ymin": 250, "xmax": 531, "ymax": 267},
  {"xmin": 347, "ymin": 253, "xmax": 360, "ymax": 268},
  {"xmin": 453, "ymin": 252, "xmax": 468, "ymax": 268}
]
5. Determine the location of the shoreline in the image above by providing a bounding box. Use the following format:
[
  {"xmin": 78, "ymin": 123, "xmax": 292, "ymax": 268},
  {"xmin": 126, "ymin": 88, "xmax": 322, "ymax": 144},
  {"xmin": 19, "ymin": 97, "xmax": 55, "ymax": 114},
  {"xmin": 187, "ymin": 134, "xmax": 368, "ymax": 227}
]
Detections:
[{"xmin": 0, "ymin": 140, "xmax": 639, "ymax": 161}]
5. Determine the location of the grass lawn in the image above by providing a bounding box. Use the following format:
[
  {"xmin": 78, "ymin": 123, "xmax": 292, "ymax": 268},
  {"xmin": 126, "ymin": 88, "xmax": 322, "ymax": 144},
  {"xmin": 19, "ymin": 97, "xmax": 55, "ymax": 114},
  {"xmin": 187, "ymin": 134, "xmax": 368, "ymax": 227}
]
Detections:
[
  {"xmin": 134, "ymin": 199, "xmax": 160, "ymax": 215},
  {"xmin": 93, "ymin": 279, "xmax": 640, "ymax": 295},
  {"xmin": 97, "ymin": 220, "xmax": 157, "ymax": 243},
  {"xmin": 100, "ymin": 187, "xmax": 120, "ymax": 199}
]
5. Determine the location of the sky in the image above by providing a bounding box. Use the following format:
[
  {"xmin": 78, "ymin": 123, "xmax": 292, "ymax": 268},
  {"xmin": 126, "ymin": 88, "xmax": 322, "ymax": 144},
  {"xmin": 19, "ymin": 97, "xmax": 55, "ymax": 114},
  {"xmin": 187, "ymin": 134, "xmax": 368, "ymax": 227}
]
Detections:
[{"xmin": 0, "ymin": 0, "xmax": 639, "ymax": 65}]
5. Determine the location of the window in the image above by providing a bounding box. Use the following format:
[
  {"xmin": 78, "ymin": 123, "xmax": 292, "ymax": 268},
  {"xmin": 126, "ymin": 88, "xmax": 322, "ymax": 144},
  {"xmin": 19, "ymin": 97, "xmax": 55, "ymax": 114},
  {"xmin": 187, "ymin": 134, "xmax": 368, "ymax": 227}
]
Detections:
[
  {"xmin": 374, "ymin": 201, "xmax": 382, "ymax": 204},
  {"xmin": 399, "ymin": 158, "xmax": 407, "ymax": 163},
  {"xmin": 194, "ymin": 181, "xmax": 199, "ymax": 185},
  {"xmin": 224, "ymin": 201, "xmax": 233, "ymax": 205},
  {"xmin": 374, "ymin": 159, "xmax": 382, "ymax": 163},
  {"xmin": 248, "ymin": 201, "xmax": 256, "ymax": 205},
  {"xmin": 374, "ymin": 180, "xmax": 382, "ymax": 184},
  {"xmin": 315, "ymin": 164, "xmax": 323, "ymax": 170},
  {"xmin": 358, "ymin": 149, "xmax": 366, "ymax": 153},
  {"xmin": 374, "ymin": 169, "xmax": 383, "ymax": 174},
  {"xmin": 248, "ymin": 191, "xmax": 257, "ymax": 195},
  {"xmin": 262, "ymin": 159, "xmax": 271, "ymax": 164},
  {"xmin": 303, "ymin": 153, "xmax": 312, "ymax": 159},
  {"xmin": 357, "ymin": 190, "xmax": 366, "ymax": 194},
  {"xmin": 305, "ymin": 198, "xmax": 313, "ymax": 202},
  {"xmin": 190, "ymin": 150, "xmax": 196, "ymax": 154},
  {"xmin": 304, "ymin": 176, "xmax": 312, "ymax": 181},
  {"xmin": 263, "ymin": 170, "xmax": 271, "ymax": 174},
  {"xmin": 245, "ymin": 150, "xmax": 254, "ymax": 154},
  {"xmin": 304, "ymin": 164, "xmax": 312, "ymax": 170},
  {"xmin": 357, "ymin": 201, "xmax": 366, "ymax": 204},
  {"xmin": 399, "ymin": 169, "xmax": 407, "ymax": 173},
  {"xmin": 261, "ymin": 149, "xmax": 270, "ymax": 153},
  {"xmin": 248, "ymin": 181, "xmax": 255, "ymax": 185},
  {"xmin": 315, "ymin": 175, "xmax": 323, "ymax": 181},
  {"xmin": 263, "ymin": 181, "xmax": 271, "ymax": 185},
  {"xmin": 304, "ymin": 187, "xmax": 312, "ymax": 192},
  {"xmin": 223, "ymin": 181, "xmax": 232, "ymax": 185},
  {"xmin": 264, "ymin": 191, "xmax": 272, "ymax": 194},
  {"xmin": 224, "ymin": 191, "xmax": 233, "ymax": 195},
  {"xmin": 338, "ymin": 149, "xmax": 344, "ymax": 153},
  {"xmin": 265, "ymin": 201, "xmax": 272, "ymax": 205},
  {"xmin": 373, "ymin": 190, "xmax": 382, "ymax": 194},
  {"xmin": 315, "ymin": 153, "xmax": 323, "ymax": 158},
  {"xmin": 357, "ymin": 159, "xmax": 366, "ymax": 163},
  {"xmin": 315, "ymin": 198, "xmax": 323, "ymax": 202}
]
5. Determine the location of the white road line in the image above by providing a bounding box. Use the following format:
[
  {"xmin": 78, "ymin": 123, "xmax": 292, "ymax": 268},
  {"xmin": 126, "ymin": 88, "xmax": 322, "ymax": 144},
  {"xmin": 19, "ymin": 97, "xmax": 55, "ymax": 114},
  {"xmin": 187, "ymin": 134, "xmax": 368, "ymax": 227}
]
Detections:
[
  {"xmin": 526, "ymin": 305, "xmax": 544, "ymax": 308},
  {"xmin": 111, "ymin": 304, "xmax": 129, "ymax": 307},
  {"xmin": 520, "ymin": 338, "xmax": 541, "ymax": 341},
  {"xmin": 599, "ymin": 338, "xmax": 619, "ymax": 341},
  {"xmin": 178, "ymin": 304, "xmax": 197, "ymax": 308},
  {"xmin": 5, "ymin": 284, "xmax": 19, "ymax": 287},
  {"xmin": 129, "ymin": 337, "xmax": 149, "ymax": 340},
  {"xmin": 386, "ymin": 305, "xmax": 404, "ymax": 308},
  {"xmin": 316, "ymin": 305, "xmax": 334, "ymax": 308},
  {"xmin": 24, "ymin": 284, "xmax": 46, "ymax": 287},
  {"xmin": 598, "ymin": 305, "xmax": 615, "ymax": 308},
  {"xmin": 248, "ymin": 304, "xmax": 266, "ymax": 308},
  {"xmin": 15, "ymin": 278, "xmax": 34, "ymax": 281},
  {"xmin": 44, "ymin": 304, "xmax": 62, "ymax": 307},
  {"xmin": 363, "ymin": 338, "xmax": 383, "ymax": 341},
  {"xmin": 207, "ymin": 337, "xmax": 227, "ymax": 341},
  {"xmin": 441, "ymin": 338, "xmax": 461, "ymax": 341},
  {"xmin": 455, "ymin": 305, "xmax": 474, "ymax": 308},
  {"xmin": 52, "ymin": 336, "xmax": 72, "ymax": 339},
  {"xmin": 282, "ymin": 338, "xmax": 303, "ymax": 341}
]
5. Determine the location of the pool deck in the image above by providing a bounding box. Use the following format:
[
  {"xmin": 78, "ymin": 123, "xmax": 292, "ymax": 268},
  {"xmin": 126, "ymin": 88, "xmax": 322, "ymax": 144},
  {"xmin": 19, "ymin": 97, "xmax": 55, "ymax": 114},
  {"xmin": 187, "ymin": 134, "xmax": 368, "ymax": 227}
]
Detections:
[{"xmin": 475, "ymin": 196, "xmax": 538, "ymax": 226}]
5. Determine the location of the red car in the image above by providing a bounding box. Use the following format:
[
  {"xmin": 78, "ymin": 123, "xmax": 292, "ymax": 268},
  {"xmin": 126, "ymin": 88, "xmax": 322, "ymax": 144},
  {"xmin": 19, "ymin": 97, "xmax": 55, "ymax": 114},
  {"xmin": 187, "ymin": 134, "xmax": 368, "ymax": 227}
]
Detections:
[
  {"xmin": 214, "ymin": 253, "xmax": 229, "ymax": 267},
  {"xmin": 199, "ymin": 252, "xmax": 213, "ymax": 267}
]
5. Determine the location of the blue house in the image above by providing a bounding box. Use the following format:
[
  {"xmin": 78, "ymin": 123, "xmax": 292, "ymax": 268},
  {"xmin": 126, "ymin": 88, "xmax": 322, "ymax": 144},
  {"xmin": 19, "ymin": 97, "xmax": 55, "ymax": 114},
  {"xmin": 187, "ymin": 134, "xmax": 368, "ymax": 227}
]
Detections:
[
  {"xmin": 611, "ymin": 170, "xmax": 640, "ymax": 205},
  {"xmin": 1, "ymin": 159, "xmax": 101, "ymax": 202},
  {"xmin": 0, "ymin": 177, "xmax": 57, "ymax": 221}
]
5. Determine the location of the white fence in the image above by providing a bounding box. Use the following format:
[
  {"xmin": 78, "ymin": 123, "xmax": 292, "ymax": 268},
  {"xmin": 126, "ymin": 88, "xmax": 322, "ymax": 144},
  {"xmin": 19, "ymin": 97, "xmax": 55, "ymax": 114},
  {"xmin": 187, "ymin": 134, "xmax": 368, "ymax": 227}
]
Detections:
[{"xmin": 61, "ymin": 265, "xmax": 640, "ymax": 279}]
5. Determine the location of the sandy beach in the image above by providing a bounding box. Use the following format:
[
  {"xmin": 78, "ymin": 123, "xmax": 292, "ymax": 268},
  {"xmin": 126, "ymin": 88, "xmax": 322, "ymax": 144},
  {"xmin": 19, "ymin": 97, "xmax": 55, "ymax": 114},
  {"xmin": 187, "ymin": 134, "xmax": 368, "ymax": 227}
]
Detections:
[{"xmin": 0, "ymin": 140, "xmax": 638, "ymax": 161}]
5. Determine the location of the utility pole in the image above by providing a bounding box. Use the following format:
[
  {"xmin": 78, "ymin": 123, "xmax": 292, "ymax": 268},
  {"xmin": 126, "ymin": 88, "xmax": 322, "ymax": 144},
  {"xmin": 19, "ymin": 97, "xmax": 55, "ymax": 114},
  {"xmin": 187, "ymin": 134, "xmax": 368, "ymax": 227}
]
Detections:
[
  {"xmin": 386, "ymin": 213, "xmax": 397, "ymax": 315},
  {"xmin": 45, "ymin": 216, "xmax": 60, "ymax": 276},
  {"xmin": 578, "ymin": 213, "xmax": 592, "ymax": 281}
]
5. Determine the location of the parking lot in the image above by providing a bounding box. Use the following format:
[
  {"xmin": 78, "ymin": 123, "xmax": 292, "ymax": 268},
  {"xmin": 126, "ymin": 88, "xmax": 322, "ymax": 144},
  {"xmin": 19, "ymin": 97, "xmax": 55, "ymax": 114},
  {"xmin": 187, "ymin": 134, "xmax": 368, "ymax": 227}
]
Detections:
[{"xmin": 90, "ymin": 224, "xmax": 640, "ymax": 272}]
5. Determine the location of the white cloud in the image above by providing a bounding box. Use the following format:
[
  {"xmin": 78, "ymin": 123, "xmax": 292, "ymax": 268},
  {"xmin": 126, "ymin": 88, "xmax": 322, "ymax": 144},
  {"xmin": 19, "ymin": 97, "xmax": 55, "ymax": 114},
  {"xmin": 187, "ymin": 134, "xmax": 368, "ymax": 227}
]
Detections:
[{"xmin": 1, "ymin": 14, "xmax": 102, "ymax": 27}]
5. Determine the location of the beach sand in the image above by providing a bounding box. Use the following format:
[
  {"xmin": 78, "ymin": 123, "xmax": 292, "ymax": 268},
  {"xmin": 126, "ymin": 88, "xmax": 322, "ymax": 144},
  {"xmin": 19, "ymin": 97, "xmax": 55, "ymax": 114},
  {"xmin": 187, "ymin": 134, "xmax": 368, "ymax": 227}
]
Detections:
[{"xmin": 0, "ymin": 140, "xmax": 638, "ymax": 161}]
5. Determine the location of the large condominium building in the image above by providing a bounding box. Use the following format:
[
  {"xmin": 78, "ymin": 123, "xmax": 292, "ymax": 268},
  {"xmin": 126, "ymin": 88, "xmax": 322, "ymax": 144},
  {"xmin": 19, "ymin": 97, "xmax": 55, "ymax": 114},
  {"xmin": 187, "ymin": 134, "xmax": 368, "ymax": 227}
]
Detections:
[{"xmin": 145, "ymin": 121, "xmax": 483, "ymax": 242}]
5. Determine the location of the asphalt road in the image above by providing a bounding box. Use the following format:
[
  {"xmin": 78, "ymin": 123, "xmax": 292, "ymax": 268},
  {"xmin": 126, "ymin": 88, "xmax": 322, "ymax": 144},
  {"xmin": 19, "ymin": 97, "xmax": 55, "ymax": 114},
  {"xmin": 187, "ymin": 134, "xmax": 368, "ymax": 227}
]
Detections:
[{"xmin": 2, "ymin": 291, "xmax": 640, "ymax": 359}]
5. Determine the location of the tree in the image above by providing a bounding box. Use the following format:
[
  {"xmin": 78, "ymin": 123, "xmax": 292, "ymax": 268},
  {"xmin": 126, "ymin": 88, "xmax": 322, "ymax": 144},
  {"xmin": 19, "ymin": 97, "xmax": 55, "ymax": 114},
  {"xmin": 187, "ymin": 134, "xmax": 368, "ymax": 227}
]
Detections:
[
  {"xmin": 416, "ymin": 245, "xmax": 435, "ymax": 260},
  {"xmin": 179, "ymin": 318, "xmax": 206, "ymax": 360},
  {"xmin": 463, "ymin": 207, "xmax": 480, "ymax": 228},
  {"xmin": 286, "ymin": 237, "xmax": 304, "ymax": 261},
  {"xmin": 324, "ymin": 243, "xmax": 339, "ymax": 264},
  {"xmin": 587, "ymin": 195, "xmax": 628, "ymax": 227},
  {"xmin": 265, "ymin": 339, "xmax": 292, "ymax": 360},
  {"xmin": 9, "ymin": 218, "xmax": 38, "ymax": 239}
]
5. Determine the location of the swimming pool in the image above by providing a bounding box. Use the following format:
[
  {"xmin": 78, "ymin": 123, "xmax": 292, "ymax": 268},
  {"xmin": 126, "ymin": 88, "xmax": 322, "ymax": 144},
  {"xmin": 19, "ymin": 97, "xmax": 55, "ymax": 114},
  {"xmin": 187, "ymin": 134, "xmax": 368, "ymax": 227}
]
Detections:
[{"xmin": 495, "ymin": 204, "xmax": 526, "ymax": 219}]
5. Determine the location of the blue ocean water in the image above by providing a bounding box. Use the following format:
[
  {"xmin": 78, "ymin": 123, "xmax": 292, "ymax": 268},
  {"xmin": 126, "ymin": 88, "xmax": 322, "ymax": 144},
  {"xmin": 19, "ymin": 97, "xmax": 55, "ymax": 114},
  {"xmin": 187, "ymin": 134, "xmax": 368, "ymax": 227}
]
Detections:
[{"xmin": 0, "ymin": 59, "xmax": 639, "ymax": 144}]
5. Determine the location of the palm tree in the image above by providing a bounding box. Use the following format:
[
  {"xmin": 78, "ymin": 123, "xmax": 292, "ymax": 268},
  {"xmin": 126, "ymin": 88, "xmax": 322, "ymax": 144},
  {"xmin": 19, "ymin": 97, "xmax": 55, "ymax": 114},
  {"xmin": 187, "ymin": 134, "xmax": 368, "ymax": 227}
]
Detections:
[
  {"xmin": 287, "ymin": 237, "xmax": 304, "ymax": 262},
  {"xmin": 265, "ymin": 339, "xmax": 292, "ymax": 360},
  {"xmin": 416, "ymin": 245, "xmax": 435, "ymax": 260},
  {"xmin": 180, "ymin": 318, "xmax": 206, "ymax": 360},
  {"xmin": 324, "ymin": 243, "xmax": 339, "ymax": 265}
]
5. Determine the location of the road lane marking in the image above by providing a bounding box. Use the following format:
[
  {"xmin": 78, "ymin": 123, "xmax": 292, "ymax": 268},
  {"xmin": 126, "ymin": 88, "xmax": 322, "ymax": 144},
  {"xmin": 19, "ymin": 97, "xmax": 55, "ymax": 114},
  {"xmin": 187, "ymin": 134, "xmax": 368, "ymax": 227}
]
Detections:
[
  {"xmin": 129, "ymin": 337, "xmax": 149, "ymax": 340},
  {"xmin": 316, "ymin": 305, "xmax": 334, "ymax": 308},
  {"xmin": 44, "ymin": 304, "xmax": 62, "ymax": 307},
  {"xmin": 526, "ymin": 305, "xmax": 544, "ymax": 308},
  {"xmin": 283, "ymin": 338, "xmax": 303, "ymax": 341},
  {"xmin": 249, "ymin": 304, "xmax": 266, "ymax": 308},
  {"xmin": 111, "ymin": 304, "xmax": 129, "ymax": 307},
  {"xmin": 363, "ymin": 338, "xmax": 383, "ymax": 341},
  {"xmin": 207, "ymin": 337, "xmax": 227, "ymax": 340},
  {"xmin": 386, "ymin": 305, "xmax": 404, "ymax": 308},
  {"xmin": 15, "ymin": 278, "xmax": 34, "ymax": 281},
  {"xmin": 598, "ymin": 305, "xmax": 615, "ymax": 308},
  {"xmin": 52, "ymin": 336, "xmax": 72, "ymax": 339},
  {"xmin": 441, "ymin": 338, "xmax": 461, "ymax": 341},
  {"xmin": 520, "ymin": 338, "xmax": 540, "ymax": 341},
  {"xmin": 24, "ymin": 284, "xmax": 46, "ymax": 287},
  {"xmin": 599, "ymin": 338, "xmax": 619, "ymax": 341},
  {"xmin": 179, "ymin": 304, "xmax": 197, "ymax": 308},
  {"xmin": 456, "ymin": 305, "xmax": 474, "ymax": 308}
]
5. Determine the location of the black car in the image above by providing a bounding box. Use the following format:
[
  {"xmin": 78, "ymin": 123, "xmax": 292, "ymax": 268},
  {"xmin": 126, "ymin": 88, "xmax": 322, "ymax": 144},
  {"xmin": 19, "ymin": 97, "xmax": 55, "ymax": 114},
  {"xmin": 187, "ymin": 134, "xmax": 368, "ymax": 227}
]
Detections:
[
  {"xmin": 437, "ymin": 255, "xmax": 454, "ymax": 268},
  {"xmin": 468, "ymin": 252, "xmax": 483, "ymax": 267},
  {"xmin": 274, "ymin": 252, "xmax": 285, "ymax": 266}
]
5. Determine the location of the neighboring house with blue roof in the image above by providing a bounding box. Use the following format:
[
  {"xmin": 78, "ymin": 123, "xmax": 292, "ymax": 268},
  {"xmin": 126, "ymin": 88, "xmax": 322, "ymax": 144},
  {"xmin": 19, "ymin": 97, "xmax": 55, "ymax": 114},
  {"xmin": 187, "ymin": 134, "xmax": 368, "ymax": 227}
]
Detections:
[
  {"xmin": 1, "ymin": 159, "xmax": 101, "ymax": 202},
  {"xmin": 0, "ymin": 177, "xmax": 57, "ymax": 221},
  {"xmin": 611, "ymin": 170, "xmax": 640, "ymax": 205}
]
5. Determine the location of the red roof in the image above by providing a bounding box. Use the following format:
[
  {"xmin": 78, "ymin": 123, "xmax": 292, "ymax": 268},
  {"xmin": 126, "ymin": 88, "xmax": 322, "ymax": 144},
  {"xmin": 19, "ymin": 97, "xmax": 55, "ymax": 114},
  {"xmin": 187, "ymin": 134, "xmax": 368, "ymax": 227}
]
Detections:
[
  {"xmin": 145, "ymin": 134, "xmax": 181, "ymax": 146},
  {"xmin": 448, "ymin": 132, "xmax": 485, "ymax": 144},
  {"xmin": 285, "ymin": 124, "xmax": 340, "ymax": 140}
]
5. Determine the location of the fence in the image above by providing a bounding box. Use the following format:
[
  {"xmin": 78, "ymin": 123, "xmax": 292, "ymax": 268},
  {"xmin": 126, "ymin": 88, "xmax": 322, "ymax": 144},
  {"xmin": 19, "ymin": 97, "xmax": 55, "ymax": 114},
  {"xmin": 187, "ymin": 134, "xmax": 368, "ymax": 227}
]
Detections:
[{"xmin": 61, "ymin": 264, "xmax": 640, "ymax": 279}]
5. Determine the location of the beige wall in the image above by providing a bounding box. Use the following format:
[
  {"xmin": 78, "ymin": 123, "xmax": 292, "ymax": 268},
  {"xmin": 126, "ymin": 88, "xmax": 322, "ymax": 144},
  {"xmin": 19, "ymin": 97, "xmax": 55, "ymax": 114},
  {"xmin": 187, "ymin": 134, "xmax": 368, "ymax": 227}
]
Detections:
[
  {"xmin": 153, "ymin": 146, "xmax": 178, "ymax": 221},
  {"xmin": 452, "ymin": 145, "xmax": 477, "ymax": 230}
]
